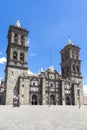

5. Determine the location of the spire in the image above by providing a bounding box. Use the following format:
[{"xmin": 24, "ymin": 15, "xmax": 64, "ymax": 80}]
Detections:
[
  {"xmin": 67, "ymin": 38, "xmax": 72, "ymax": 45},
  {"xmin": 16, "ymin": 20, "xmax": 21, "ymax": 27}
]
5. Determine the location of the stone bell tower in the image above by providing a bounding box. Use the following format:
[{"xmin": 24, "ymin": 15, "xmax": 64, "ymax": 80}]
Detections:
[
  {"xmin": 60, "ymin": 39, "xmax": 82, "ymax": 80},
  {"xmin": 5, "ymin": 20, "xmax": 29, "ymax": 105},
  {"xmin": 60, "ymin": 39, "xmax": 83, "ymax": 105}
]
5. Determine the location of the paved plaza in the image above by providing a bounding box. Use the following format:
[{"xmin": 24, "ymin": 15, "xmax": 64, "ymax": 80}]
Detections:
[{"xmin": 0, "ymin": 105, "xmax": 87, "ymax": 130}]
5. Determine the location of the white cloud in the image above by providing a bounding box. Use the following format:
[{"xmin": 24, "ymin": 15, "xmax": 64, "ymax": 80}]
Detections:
[
  {"xmin": 30, "ymin": 53, "xmax": 36, "ymax": 57},
  {"xmin": 0, "ymin": 57, "xmax": 7, "ymax": 64},
  {"xmin": 83, "ymin": 85, "xmax": 87, "ymax": 95}
]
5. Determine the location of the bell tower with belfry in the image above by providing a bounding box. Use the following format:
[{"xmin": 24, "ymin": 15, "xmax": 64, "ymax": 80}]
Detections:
[
  {"xmin": 5, "ymin": 20, "xmax": 29, "ymax": 105},
  {"xmin": 60, "ymin": 39, "xmax": 82, "ymax": 79},
  {"xmin": 60, "ymin": 39, "xmax": 83, "ymax": 105}
]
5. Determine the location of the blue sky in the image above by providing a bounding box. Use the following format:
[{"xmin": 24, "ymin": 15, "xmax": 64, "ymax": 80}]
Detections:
[{"xmin": 0, "ymin": 0, "xmax": 87, "ymax": 92}]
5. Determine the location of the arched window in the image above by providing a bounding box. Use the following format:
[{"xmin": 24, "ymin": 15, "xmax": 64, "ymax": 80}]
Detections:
[
  {"xmin": 33, "ymin": 82, "xmax": 35, "ymax": 86},
  {"xmin": 73, "ymin": 65, "xmax": 75, "ymax": 71},
  {"xmin": 77, "ymin": 66, "xmax": 79, "ymax": 72},
  {"xmin": 13, "ymin": 51, "xmax": 17, "ymax": 60},
  {"xmin": 20, "ymin": 53, "xmax": 24, "ymax": 61},
  {"xmin": 50, "ymin": 83, "xmax": 53, "ymax": 87},
  {"xmin": 21, "ymin": 35, "xmax": 25, "ymax": 45},
  {"xmin": 14, "ymin": 33, "xmax": 18, "ymax": 43}
]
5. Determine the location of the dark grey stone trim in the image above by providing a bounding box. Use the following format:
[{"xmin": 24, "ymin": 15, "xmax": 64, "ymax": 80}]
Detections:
[{"xmin": 6, "ymin": 65, "xmax": 28, "ymax": 70}]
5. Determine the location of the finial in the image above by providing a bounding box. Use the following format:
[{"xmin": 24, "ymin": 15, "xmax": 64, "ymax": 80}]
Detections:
[
  {"xmin": 16, "ymin": 20, "xmax": 21, "ymax": 27},
  {"xmin": 67, "ymin": 38, "xmax": 72, "ymax": 45}
]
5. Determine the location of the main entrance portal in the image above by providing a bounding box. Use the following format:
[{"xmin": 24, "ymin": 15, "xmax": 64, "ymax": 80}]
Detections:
[
  {"xmin": 50, "ymin": 95, "xmax": 55, "ymax": 105},
  {"xmin": 66, "ymin": 96, "xmax": 71, "ymax": 105},
  {"xmin": 32, "ymin": 95, "xmax": 38, "ymax": 105}
]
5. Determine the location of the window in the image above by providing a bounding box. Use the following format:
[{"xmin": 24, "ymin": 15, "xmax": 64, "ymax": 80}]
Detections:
[
  {"xmin": 76, "ymin": 56, "xmax": 78, "ymax": 60},
  {"xmin": 51, "ymin": 76, "xmax": 53, "ymax": 79},
  {"xmin": 14, "ymin": 33, "xmax": 18, "ymax": 43},
  {"xmin": 50, "ymin": 83, "xmax": 53, "ymax": 87},
  {"xmin": 21, "ymin": 35, "xmax": 24, "ymax": 40},
  {"xmin": 77, "ymin": 66, "xmax": 79, "ymax": 72},
  {"xmin": 50, "ymin": 75, "xmax": 54, "ymax": 79},
  {"xmin": 13, "ymin": 51, "xmax": 17, "ymax": 60},
  {"xmin": 14, "ymin": 33, "xmax": 17, "ymax": 38},
  {"xmin": 20, "ymin": 53, "xmax": 24, "ymax": 61},
  {"xmin": 21, "ymin": 35, "xmax": 25, "ymax": 45},
  {"xmin": 21, "ymin": 40, "xmax": 24, "ymax": 45},
  {"xmin": 73, "ymin": 65, "xmax": 75, "ymax": 71},
  {"xmin": 33, "ymin": 82, "xmax": 35, "ymax": 86}
]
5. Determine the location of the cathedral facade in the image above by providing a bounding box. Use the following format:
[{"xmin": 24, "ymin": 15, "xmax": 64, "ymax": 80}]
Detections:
[{"xmin": 5, "ymin": 21, "xmax": 83, "ymax": 106}]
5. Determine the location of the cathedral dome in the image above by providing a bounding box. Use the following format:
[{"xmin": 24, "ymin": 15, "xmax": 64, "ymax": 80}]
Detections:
[
  {"xmin": 28, "ymin": 69, "xmax": 34, "ymax": 76},
  {"xmin": 49, "ymin": 66, "xmax": 54, "ymax": 72}
]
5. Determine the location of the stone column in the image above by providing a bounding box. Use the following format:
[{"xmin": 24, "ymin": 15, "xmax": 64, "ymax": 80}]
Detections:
[
  {"xmin": 79, "ymin": 81, "xmax": 84, "ymax": 105},
  {"xmin": 18, "ymin": 34, "xmax": 21, "ymax": 45},
  {"xmin": 10, "ymin": 48, "xmax": 13, "ymax": 60},
  {"xmin": 11, "ymin": 32, "xmax": 14, "ymax": 43},
  {"xmin": 24, "ymin": 79, "xmax": 29, "ymax": 105},
  {"xmin": 25, "ymin": 36, "xmax": 27, "ymax": 46},
  {"xmin": 70, "ymin": 49, "xmax": 72, "ymax": 58},
  {"xmin": 74, "ymin": 83, "xmax": 77, "ymax": 105},
  {"xmin": 78, "ymin": 81, "xmax": 84, "ymax": 105},
  {"xmin": 24, "ymin": 51, "xmax": 27, "ymax": 64},
  {"xmin": 61, "ymin": 80, "xmax": 65, "ymax": 105},
  {"xmin": 42, "ymin": 76, "xmax": 46, "ymax": 105},
  {"xmin": 18, "ymin": 50, "xmax": 20, "ymax": 64},
  {"xmin": 28, "ymin": 79, "xmax": 30, "ymax": 105}
]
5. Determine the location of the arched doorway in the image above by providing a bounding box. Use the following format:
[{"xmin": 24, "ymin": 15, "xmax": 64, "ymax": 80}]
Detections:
[
  {"xmin": 32, "ymin": 95, "xmax": 38, "ymax": 105},
  {"xmin": 50, "ymin": 95, "xmax": 55, "ymax": 105},
  {"xmin": 66, "ymin": 96, "xmax": 71, "ymax": 105}
]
